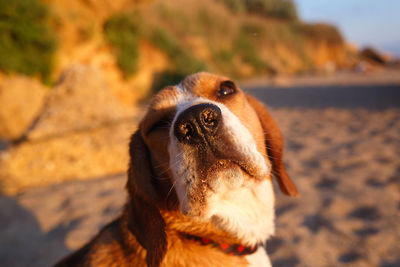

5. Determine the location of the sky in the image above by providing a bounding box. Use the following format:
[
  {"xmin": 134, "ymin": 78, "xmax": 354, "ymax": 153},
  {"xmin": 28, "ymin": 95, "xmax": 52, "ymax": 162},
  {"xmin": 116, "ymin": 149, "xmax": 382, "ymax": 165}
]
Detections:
[{"xmin": 295, "ymin": 0, "xmax": 400, "ymax": 56}]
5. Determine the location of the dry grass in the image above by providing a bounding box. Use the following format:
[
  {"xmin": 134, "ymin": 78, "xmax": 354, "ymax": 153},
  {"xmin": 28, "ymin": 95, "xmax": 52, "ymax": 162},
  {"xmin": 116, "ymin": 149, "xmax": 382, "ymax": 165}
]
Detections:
[
  {"xmin": 103, "ymin": 0, "xmax": 347, "ymax": 80},
  {"xmin": 0, "ymin": 0, "xmax": 348, "ymax": 86}
]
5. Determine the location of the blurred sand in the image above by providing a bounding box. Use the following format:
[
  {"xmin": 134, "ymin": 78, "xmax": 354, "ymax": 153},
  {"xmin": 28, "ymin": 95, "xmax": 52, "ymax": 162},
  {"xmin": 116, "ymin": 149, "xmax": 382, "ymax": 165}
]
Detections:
[{"xmin": 1, "ymin": 73, "xmax": 399, "ymax": 267}]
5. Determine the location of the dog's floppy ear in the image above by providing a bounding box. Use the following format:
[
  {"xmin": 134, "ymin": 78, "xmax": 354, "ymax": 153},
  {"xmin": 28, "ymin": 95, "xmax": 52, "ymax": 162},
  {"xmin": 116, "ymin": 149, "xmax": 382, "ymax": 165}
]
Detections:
[
  {"xmin": 246, "ymin": 94, "xmax": 299, "ymax": 196},
  {"xmin": 126, "ymin": 130, "xmax": 167, "ymax": 267}
]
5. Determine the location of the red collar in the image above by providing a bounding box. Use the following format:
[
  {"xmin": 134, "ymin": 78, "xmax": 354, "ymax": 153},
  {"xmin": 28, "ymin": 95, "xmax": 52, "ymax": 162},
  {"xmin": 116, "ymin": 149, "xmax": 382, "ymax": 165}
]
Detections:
[{"xmin": 182, "ymin": 233, "xmax": 259, "ymax": 256}]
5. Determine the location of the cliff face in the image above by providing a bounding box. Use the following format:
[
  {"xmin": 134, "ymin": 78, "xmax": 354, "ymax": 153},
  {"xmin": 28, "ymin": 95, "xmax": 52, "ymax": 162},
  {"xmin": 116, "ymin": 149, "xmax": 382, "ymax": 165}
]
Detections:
[
  {"xmin": 43, "ymin": 0, "xmax": 353, "ymax": 97},
  {"xmin": 44, "ymin": 0, "xmax": 156, "ymax": 105},
  {"xmin": 0, "ymin": 0, "xmax": 355, "ymax": 193},
  {"xmin": 0, "ymin": 65, "xmax": 141, "ymax": 194}
]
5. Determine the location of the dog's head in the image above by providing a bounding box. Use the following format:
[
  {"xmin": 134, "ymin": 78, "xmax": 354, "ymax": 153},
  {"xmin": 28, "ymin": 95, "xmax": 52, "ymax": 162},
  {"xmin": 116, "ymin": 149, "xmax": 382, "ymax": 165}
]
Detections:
[{"xmin": 126, "ymin": 72, "xmax": 298, "ymax": 266}]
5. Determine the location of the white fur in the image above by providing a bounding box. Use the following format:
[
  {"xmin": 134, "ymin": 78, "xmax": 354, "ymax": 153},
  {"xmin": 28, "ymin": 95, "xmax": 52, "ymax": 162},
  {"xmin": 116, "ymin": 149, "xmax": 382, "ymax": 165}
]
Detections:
[
  {"xmin": 152, "ymin": 83, "xmax": 186, "ymax": 110},
  {"xmin": 246, "ymin": 247, "xmax": 272, "ymax": 267},
  {"xmin": 168, "ymin": 84, "xmax": 275, "ymax": 247},
  {"xmin": 206, "ymin": 179, "xmax": 275, "ymax": 245}
]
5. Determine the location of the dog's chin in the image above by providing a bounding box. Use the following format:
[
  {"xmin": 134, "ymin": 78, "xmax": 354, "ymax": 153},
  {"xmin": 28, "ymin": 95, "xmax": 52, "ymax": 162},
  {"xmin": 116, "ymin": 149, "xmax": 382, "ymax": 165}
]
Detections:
[{"xmin": 178, "ymin": 165, "xmax": 254, "ymax": 218}]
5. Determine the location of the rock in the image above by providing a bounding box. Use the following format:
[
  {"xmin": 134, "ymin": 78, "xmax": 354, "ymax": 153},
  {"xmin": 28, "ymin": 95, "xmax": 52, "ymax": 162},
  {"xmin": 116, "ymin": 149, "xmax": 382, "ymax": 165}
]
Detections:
[
  {"xmin": 360, "ymin": 47, "xmax": 388, "ymax": 65},
  {"xmin": 0, "ymin": 65, "xmax": 142, "ymax": 195},
  {"xmin": 0, "ymin": 75, "xmax": 47, "ymax": 140},
  {"xmin": 27, "ymin": 65, "xmax": 135, "ymax": 140}
]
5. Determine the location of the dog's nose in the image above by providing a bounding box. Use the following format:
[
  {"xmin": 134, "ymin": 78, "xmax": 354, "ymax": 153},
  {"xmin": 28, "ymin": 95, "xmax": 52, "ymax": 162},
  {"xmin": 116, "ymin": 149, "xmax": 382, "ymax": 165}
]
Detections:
[{"xmin": 174, "ymin": 103, "xmax": 221, "ymax": 144}]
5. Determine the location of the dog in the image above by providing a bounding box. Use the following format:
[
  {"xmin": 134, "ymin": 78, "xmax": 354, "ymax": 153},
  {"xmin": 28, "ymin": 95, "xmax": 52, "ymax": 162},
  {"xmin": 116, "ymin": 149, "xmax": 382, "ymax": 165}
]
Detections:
[{"xmin": 55, "ymin": 72, "xmax": 298, "ymax": 267}]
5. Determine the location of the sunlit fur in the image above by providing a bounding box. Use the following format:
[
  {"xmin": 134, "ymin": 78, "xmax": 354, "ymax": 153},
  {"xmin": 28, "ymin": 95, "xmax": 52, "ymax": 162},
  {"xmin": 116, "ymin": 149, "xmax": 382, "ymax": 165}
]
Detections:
[
  {"xmin": 168, "ymin": 87, "xmax": 274, "ymax": 250},
  {"xmin": 247, "ymin": 247, "xmax": 272, "ymax": 267},
  {"xmin": 55, "ymin": 72, "xmax": 298, "ymax": 267}
]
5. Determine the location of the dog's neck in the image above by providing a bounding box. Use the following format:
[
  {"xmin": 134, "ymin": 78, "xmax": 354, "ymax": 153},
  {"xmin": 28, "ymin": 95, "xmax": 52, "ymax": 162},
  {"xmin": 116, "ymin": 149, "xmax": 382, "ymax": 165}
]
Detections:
[
  {"xmin": 204, "ymin": 179, "xmax": 276, "ymax": 246},
  {"xmin": 122, "ymin": 179, "xmax": 275, "ymax": 267},
  {"xmin": 181, "ymin": 232, "xmax": 261, "ymax": 256},
  {"xmin": 162, "ymin": 210, "xmax": 244, "ymax": 244},
  {"xmin": 161, "ymin": 179, "xmax": 276, "ymax": 247},
  {"xmin": 160, "ymin": 210, "xmax": 272, "ymax": 267}
]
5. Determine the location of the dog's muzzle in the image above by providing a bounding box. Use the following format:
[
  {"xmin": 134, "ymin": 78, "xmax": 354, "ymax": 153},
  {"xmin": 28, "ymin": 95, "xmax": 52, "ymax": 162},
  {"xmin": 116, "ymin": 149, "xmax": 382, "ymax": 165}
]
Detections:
[
  {"xmin": 172, "ymin": 102, "xmax": 257, "ymax": 180},
  {"xmin": 173, "ymin": 103, "xmax": 222, "ymax": 145}
]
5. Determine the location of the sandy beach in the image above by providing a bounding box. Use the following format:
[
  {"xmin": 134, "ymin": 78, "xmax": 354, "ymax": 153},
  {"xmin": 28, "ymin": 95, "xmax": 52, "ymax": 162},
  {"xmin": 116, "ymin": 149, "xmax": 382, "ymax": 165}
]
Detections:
[{"xmin": 1, "ymin": 72, "xmax": 399, "ymax": 267}]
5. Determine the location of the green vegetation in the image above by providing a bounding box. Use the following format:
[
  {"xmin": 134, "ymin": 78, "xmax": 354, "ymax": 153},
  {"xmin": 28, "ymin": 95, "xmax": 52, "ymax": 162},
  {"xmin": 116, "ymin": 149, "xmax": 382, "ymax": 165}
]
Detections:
[
  {"xmin": 103, "ymin": 13, "xmax": 140, "ymax": 78},
  {"xmin": 150, "ymin": 27, "xmax": 206, "ymax": 89},
  {"xmin": 150, "ymin": 28, "xmax": 205, "ymax": 73},
  {"xmin": 212, "ymin": 48, "xmax": 236, "ymax": 76},
  {"xmin": 297, "ymin": 23, "xmax": 344, "ymax": 45},
  {"xmin": 102, "ymin": 0, "xmax": 345, "ymax": 87},
  {"xmin": 218, "ymin": 0, "xmax": 298, "ymax": 21},
  {"xmin": 233, "ymin": 35, "xmax": 271, "ymax": 73},
  {"xmin": 233, "ymin": 24, "xmax": 276, "ymax": 74},
  {"xmin": 0, "ymin": 0, "xmax": 56, "ymax": 83},
  {"xmin": 103, "ymin": 13, "xmax": 205, "ymax": 86},
  {"xmin": 0, "ymin": 0, "xmax": 346, "ymax": 89}
]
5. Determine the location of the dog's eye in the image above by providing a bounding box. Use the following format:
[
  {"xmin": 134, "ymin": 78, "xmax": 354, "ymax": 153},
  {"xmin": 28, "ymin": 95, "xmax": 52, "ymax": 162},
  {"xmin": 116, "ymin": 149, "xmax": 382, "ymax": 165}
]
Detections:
[
  {"xmin": 217, "ymin": 80, "xmax": 236, "ymax": 98},
  {"xmin": 147, "ymin": 118, "xmax": 171, "ymax": 135}
]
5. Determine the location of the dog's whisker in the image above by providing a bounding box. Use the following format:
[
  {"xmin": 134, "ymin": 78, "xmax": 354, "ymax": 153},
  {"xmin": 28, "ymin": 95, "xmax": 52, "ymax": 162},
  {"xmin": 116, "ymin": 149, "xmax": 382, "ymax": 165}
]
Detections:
[{"xmin": 166, "ymin": 180, "xmax": 177, "ymax": 200}]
